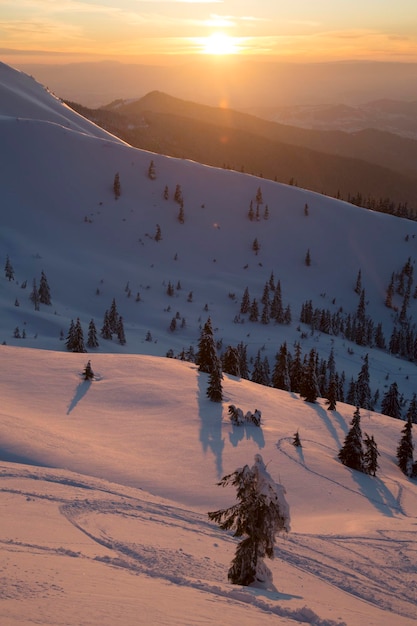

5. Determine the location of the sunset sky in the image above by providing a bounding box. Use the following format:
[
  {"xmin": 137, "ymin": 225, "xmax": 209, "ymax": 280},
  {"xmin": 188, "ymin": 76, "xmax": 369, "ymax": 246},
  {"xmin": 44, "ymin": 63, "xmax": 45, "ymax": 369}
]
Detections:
[{"xmin": 1, "ymin": 0, "xmax": 417, "ymax": 64}]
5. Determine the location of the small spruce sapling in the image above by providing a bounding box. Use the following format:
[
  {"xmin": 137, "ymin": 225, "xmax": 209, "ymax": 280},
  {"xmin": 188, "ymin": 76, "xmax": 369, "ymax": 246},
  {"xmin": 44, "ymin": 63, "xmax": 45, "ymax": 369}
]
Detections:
[
  {"xmin": 292, "ymin": 431, "xmax": 302, "ymax": 447},
  {"xmin": 83, "ymin": 360, "xmax": 94, "ymax": 381}
]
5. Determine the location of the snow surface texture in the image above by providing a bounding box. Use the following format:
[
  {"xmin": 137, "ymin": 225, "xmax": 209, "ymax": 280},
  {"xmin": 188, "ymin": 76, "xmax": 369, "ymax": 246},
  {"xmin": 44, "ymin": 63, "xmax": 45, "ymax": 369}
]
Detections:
[{"xmin": 1, "ymin": 64, "xmax": 417, "ymax": 625}]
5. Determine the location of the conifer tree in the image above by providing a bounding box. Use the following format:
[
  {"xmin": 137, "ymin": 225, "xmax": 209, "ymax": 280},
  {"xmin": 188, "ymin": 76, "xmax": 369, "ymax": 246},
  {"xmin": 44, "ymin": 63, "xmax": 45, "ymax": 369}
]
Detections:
[
  {"xmin": 73, "ymin": 318, "xmax": 86, "ymax": 353},
  {"xmin": 38, "ymin": 270, "xmax": 51, "ymax": 305},
  {"xmin": 65, "ymin": 319, "xmax": 75, "ymax": 351},
  {"xmin": 29, "ymin": 278, "xmax": 40, "ymax": 310},
  {"xmin": 252, "ymin": 238, "xmax": 260, "ymax": 255},
  {"xmin": 113, "ymin": 172, "xmax": 121, "ymax": 199},
  {"xmin": 174, "ymin": 184, "xmax": 183, "ymax": 204},
  {"xmin": 406, "ymin": 393, "xmax": 417, "ymax": 424},
  {"xmin": 304, "ymin": 249, "xmax": 311, "ymax": 267},
  {"xmin": 261, "ymin": 300, "xmax": 270, "ymax": 325},
  {"xmin": 396, "ymin": 415, "xmax": 414, "ymax": 477},
  {"xmin": 116, "ymin": 316, "xmax": 126, "ymax": 345},
  {"xmin": 101, "ymin": 310, "xmax": 112, "ymax": 340},
  {"xmin": 300, "ymin": 348, "xmax": 319, "ymax": 403},
  {"xmin": 155, "ymin": 224, "xmax": 162, "ymax": 241},
  {"xmin": 108, "ymin": 298, "xmax": 119, "ymax": 334},
  {"xmin": 206, "ymin": 360, "xmax": 223, "ymax": 402},
  {"xmin": 196, "ymin": 317, "xmax": 217, "ymax": 374},
  {"xmin": 208, "ymin": 454, "xmax": 290, "ymax": 587},
  {"xmin": 251, "ymin": 350, "xmax": 267, "ymax": 385},
  {"xmin": 222, "ymin": 346, "xmax": 241, "ymax": 377},
  {"xmin": 248, "ymin": 201, "xmax": 254, "ymax": 221},
  {"xmin": 326, "ymin": 374, "xmax": 338, "ymax": 411},
  {"xmin": 356, "ymin": 353, "xmax": 372, "ymax": 410},
  {"xmin": 4, "ymin": 255, "xmax": 14, "ymax": 281},
  {"xmin": 177, "ymin": 203, "xmax": 185, "ymax": 224},
  {"xmin": 346, "ymin": 378, "xmax": 358, "ymax": 407},
  {"xmin": 249, "ymin": 298, "xmax": 259, "ymax": 322},
  {"xmin": 236, "ymin": 342, "xmax": 249, "ymax": 380},
  {"xmin": 66, "ymin": 318, "xmax": 86, "ymax": 352},
  {"xmin": 272, "ymin": 343, "xmax": 291, "ymax": 391},
  {"xmin": 381, "ymin": 382, "xmax": 402, "ymax": 419},
  {"xmin": 292, "ymin": 431, "xmax": 302, "ymax": 447},
  {"xmin": 147, "ymin": 159, "xmax": 156, "ymax": 180},
  {"xmin": 87, "ymin": 319, "xmax": 99, "ymax": 349},
  {"xmin": 255, "ymin": 187, "xmax": 263, "ymax": 205},
  {"xmin": 363, "ymin": 433, "xmax": 380, "ymax": 476},
  {"xmin": 270, "ymin": 281, "xmax": 284, "ymax": 322},
  {"xmin": 338, "ymin": 407, "xmax": 364, "ymax": 472},
  {"xmin": 82, "ymin": 360, "xmax": 94, "ymax": 381},
  {"xmin": 240, "ymin": 287, "xmax": 250, "ymax": 314},
  {"xmin": 290, "ymin": 342, "xmax": 303, "ymax": 394}
]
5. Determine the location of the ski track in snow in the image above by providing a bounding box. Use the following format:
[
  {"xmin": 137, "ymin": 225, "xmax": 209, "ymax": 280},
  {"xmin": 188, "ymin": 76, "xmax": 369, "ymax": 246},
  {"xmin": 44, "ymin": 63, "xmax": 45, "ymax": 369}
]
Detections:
[
  {"xmin": 275, "ymin": 438, "xmax": 417, "ymax": 619},
  {"xmin": 0, "ymin": 466, "xmax": 348, "ymax": 626},
  {"xmin": 276, "ymin": 437, "xmax": 405, "ymax": 514}
]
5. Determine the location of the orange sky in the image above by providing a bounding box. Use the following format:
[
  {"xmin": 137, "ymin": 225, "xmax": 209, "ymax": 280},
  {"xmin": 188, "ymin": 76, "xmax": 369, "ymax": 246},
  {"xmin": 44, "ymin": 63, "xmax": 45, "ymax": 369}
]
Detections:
[{"xmin": 1, "ymin": 0, "xmax": 417, "ymax": 64}]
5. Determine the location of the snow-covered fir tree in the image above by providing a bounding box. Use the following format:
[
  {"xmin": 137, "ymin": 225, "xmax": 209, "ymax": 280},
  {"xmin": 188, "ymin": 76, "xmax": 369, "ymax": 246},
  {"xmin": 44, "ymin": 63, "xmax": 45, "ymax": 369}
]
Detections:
[{"xmin": 208, "ymin": 454, "xmax": 290, "ymax": 587}]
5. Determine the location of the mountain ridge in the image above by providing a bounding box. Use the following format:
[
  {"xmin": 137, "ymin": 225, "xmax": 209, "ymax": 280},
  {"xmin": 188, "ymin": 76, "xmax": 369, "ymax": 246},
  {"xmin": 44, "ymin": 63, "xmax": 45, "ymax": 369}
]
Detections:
[{"xmin": 66, "ymin": 89, "xmax": 417, "ymax": 207}]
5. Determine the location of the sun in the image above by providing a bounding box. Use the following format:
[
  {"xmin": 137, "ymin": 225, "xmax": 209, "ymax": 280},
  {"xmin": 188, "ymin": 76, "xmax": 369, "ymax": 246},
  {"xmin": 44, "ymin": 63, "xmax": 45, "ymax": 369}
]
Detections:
[{"xmin": 203, "ymin": 32, "xmax": 239, "ymax": 55}]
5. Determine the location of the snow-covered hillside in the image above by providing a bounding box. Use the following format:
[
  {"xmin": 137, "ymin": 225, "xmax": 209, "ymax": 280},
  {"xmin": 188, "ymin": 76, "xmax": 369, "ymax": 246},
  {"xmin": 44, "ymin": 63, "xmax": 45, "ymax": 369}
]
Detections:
[
  {"xmin": 2, "ymin": 64, "xmax": 417, "ymax": 407},
  {"xmin": 1, "ymin": 63, "xmax": 417, "ymax": 625},
  {"xmin": 1, "ymin": 346, "xmax": 417, "ymax": 626}
]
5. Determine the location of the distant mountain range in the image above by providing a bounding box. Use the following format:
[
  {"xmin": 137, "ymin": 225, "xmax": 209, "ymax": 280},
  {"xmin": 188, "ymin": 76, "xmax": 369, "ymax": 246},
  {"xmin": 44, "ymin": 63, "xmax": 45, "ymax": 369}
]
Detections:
[
  {"xmin": 245, "ymin": 99, "xmax": 417, "ymax": 139},
  {"xmin": 67, "ymin": 91, "xmax": 417, "ymax": 208}
]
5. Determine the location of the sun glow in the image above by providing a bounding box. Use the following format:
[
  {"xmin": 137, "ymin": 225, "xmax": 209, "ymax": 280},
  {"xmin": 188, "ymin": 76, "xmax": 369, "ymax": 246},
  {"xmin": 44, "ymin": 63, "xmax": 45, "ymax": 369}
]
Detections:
[{"xmin": 203, "ymin": 32, "xmax": 239, "ymax": 55}]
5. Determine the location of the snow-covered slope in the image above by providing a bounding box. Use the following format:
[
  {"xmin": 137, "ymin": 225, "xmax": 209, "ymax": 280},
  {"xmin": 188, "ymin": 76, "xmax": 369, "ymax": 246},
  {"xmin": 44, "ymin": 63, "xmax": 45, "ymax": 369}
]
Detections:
[
  {"xmin": 1, "ymin": 64, "xmax": 417, "ymax": 625},
  {"xmin": 0, "ymin": 62, "xmax": 125, "ymax": 141},
  {"xmin": 1, "ymin": 64, "xmax": 417, "ymax": 406},
  {"xmin": 1, "ymin": 346, "xmax": 416, "ymax": 626}
]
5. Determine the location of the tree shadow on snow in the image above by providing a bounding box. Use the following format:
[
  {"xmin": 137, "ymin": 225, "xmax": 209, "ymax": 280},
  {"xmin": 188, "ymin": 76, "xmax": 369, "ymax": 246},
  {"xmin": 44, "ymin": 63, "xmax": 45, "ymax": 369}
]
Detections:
[
  {"xmin": 228, "ymin": 423, "xmax": 265, "ymax": 449},
  {"xmin": 351, "ymin": 470, "xmax": 402, "ymax": 517},
  {"xmin": 67, "ymin": 380, "xmax": 92, "ymax": 415},
  {"xmin": 308, "ymin": 401, "xmax": 343, "ymax": 449},
  {"xmin": 0, "ymin": 448, "xmax": 51, "ymax": 467},
  {"xmin": 197, "ymin": 371, "xmax": 225, "ymax": 479}
]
